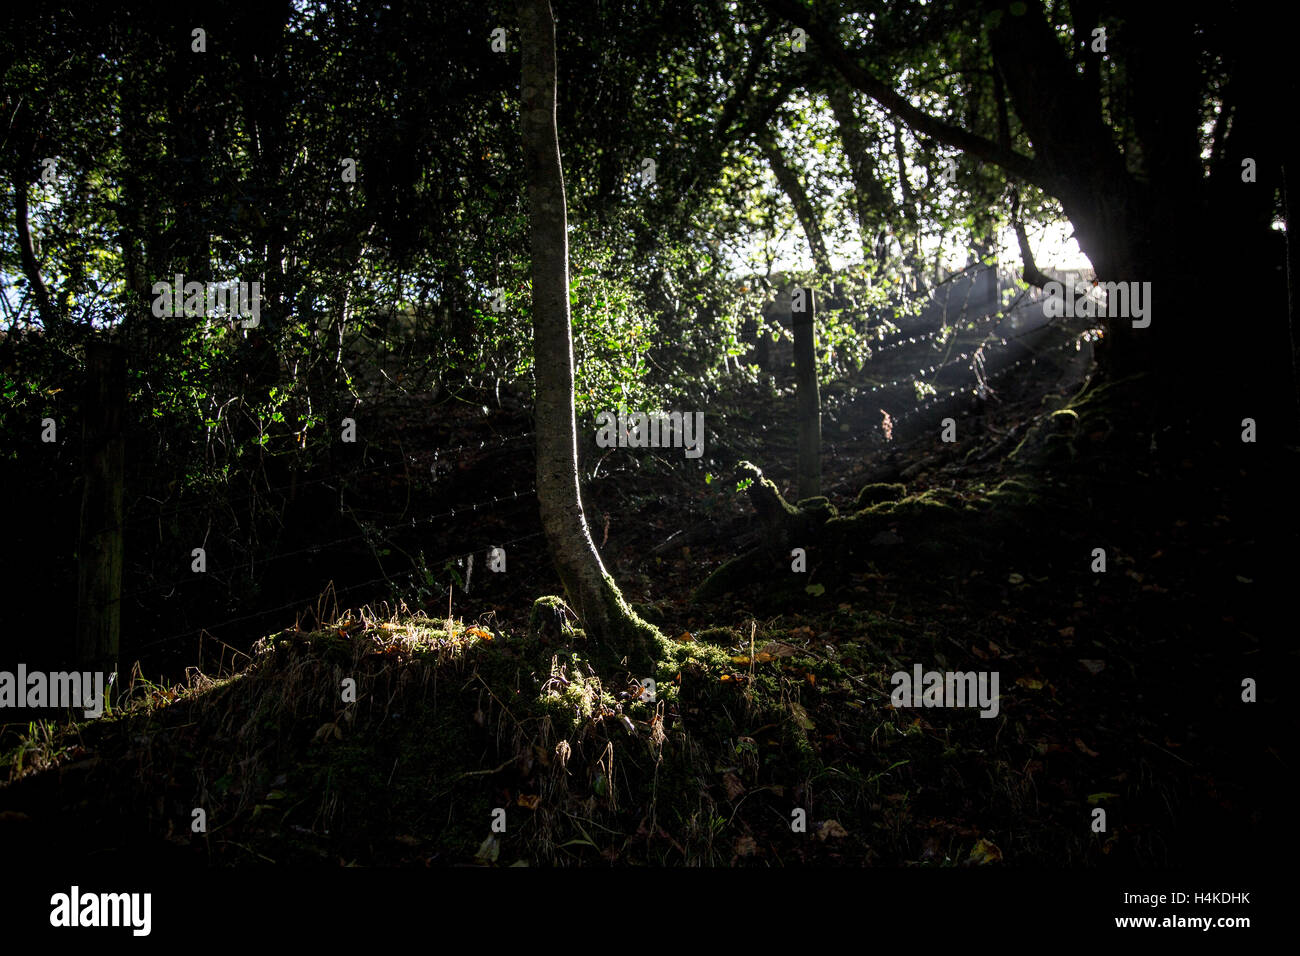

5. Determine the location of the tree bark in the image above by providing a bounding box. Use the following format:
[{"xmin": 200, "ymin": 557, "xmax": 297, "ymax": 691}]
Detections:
[{"xmin": 519, "ymin": 0, "xmax": 661, "ymax": 666}]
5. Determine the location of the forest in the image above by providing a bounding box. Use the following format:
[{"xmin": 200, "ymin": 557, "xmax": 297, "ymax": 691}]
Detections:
[{"xmin": 0, "ymin": 0, "xmax": 1290, "ymax": 933}]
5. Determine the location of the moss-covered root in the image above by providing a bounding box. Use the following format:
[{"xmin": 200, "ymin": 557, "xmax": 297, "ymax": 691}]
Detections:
[
  {"xmin": 693, "ymin": 463, "xmax": 840, "ymax": 601},
  {"xmin": 856, "ymin": 482, "xmax": 906, "ymax": 508},
  {"xmin": 736, "ymin": 460, "xmax": 800, "ymax": 528},
  {"xmin": 529, "ymin": 595, "xmax": 580, "ymax": 641},
  {"xmin": 592, "ymin": 572, "xmax": 672, "ymax": 672},
  {"xmin": 533, "ymin": 578, "xmax": 670, "ymax": 675},
  {"xmin": 736, "ymin": 460, "xmax": 838, "ymax": 543}
]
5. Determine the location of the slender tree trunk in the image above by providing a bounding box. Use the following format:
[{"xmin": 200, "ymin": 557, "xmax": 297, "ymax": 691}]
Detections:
[
  {"xmin": 519, "ymin": 0, "xmax": 661, "ymax": 665},
  {"xmin": 793, "ymin": 288, "xmax": 822, "ymax": 499}
]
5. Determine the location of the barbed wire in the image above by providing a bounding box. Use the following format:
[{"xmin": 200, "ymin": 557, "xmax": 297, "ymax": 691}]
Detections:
[
  {"xmin": 129, "ymin": 528, "xmax": 550, "ymax": 656},
  {"xmin": 121, "ymin": 429, "xmax": 537, "ymax": 534},
  {"xmin": 823, "ymin": 300, "xmax": 1091, "ymax": 419},
  {"xmin": 824, "ymin": 326, "xmax": 1102, "ymax": 459},
  {"xmin": 121, "ymin": 482, "xmax": 538, "ymax": 602}
]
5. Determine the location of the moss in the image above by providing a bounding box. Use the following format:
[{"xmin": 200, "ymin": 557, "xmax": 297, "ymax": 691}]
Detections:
[
  {"xmin": 631, "ymin": 602, "xmax": 667, "ymax": 628},
  {"xmin": 0, "ymin": 609, "xmax": 971, "ymax": 866},
  {"xmin": 529, "ymin": 595, "xmax": 577, "ymax": 637},
  {"xmin": 661, "ymin": 636, "xmax": 735, "ymax": 674},
  {"xmin": 988, "ymin": 477, "xmax": 1039, "ymax": 507},
  {"xmin": 737, "ymin": 460, "xmax": 800, "ymax": 522},
  {"xmin": 589, "ymin": 572, "xmax": 671, "ymax": 673},
  {"xmin": 856, "ymin": 482, "xmax": 907, "ymax": 508},
  {"xmin": 695, "ymin": 626, "xmax": 742, "ymax": 645},
  {"xmin": 793, "ymin": 496, "xmax": 838, "ymax": 519}
]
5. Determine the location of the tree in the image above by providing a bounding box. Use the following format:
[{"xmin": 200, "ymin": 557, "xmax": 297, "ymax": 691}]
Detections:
[
  {"xmin": 765, "ymin": 0, "xmax": 1291, "ymax": 423},
  {"xmin": 518, "ymin": 0, "xmax": 663, "ymax": 666}
]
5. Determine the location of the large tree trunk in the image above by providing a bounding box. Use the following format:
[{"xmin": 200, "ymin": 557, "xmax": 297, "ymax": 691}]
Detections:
[
  {"xmin": 519, "ymin": 0, "xmax": 661, "ymax": 666},
  {"xmin": 988, "ymin": 1, "xmax": 1287, "ymax": 420}
]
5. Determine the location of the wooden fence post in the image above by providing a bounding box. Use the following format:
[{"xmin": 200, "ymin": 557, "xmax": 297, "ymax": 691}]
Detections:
[
  {"xmin": 793, "ymin": 287, "xmax": 821, "ymax": 500},
  {"xmin": 76, "ymin": 341, "xmax": 125, "ymax": 675}
]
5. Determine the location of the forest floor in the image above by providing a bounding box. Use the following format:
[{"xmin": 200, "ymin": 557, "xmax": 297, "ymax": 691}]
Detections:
[{"xmin": 0, "ymin": 323, "xmax": 1290, "ymax": 868}]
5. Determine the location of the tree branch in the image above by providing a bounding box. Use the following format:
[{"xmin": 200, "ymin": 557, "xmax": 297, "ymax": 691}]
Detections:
[
  {"xmin": 763, "ymin": 0, "xmax": 1048, "ymax": 191},
  {"xmin": 756, "ymin": 128, "xmax": 832, "ymax": 275},
  {"xmin": 13, "ymin": 164, "xmax": 57, "ymax": 330}
]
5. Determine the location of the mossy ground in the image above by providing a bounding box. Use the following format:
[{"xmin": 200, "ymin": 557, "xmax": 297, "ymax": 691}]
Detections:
[
  {"xmin": 0, "ymin": 375, "xmax": 1283, "ymax": 867},
  {"xmin": 0, "ymin": 607, "xmax": 933, "ymax": 865}
]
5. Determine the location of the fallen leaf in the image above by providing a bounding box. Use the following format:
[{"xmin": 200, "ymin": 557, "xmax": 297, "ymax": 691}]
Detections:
[
  {"xmin": 967, "ymin": 838, "xmax": 1002, "ymax": 865},
  {"xmin": 816, "ymin": 820, "xmax": 848, "ymax": 841},
  {"xmin": 1078, "ymin": 659, "xmax": 1105, "ymax": 674},
  {"xmin": 313, "ymin": 722, "xmax": 343, "ymax": 742},
  {"xmin": 1075, "ymin": 738, "xmax": 1100, "ymax": 758}
]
